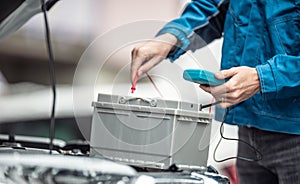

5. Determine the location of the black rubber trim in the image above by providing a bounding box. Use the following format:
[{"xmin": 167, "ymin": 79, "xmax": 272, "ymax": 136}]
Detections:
[{"xmin": 0, "ymin": 0, "xmax": 25, "ymax": 23}]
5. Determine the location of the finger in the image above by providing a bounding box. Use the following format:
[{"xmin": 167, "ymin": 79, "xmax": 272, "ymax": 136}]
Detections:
[
  {"xmin": 215, "ymin": 67, "xmax": 237, "ymax": 79},
  {"xmin": 199, "ymin": 84, "xmax": 211, "ymax": 93},
  {"xmin": 208, "ymin": 83, "xmax": 230, "ymax": 96},
  {"xmin": 200, "ymin": 84, "xmax": 231, "ymax": 99},
  {"xmin": 212, "ymin": 95, "xmax": 233, "ymax": 108},
  {"xmin": 138, "ymin": 56, "xmax": 164, "ymax": 76},
  {"xmin": 131, "ymin": 48, "xmax": 144, "ymax": 83},
  {"xmin": 215, "ymin": 93, "xmax": 242, "ymax": 108},
  {"xmin": 218, "ymin": 102, "xmax": 232, "ymax": 108}
]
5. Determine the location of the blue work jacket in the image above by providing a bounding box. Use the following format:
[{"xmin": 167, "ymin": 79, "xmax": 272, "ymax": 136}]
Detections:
[{"xmin": 157, "ymin": 0, "xmax": 300, "ymax": 134}]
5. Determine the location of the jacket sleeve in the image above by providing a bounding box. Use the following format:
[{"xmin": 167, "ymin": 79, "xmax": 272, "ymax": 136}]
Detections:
[
  {"xmin": 156, "ymin": 0, "xmax": 229, "ymax": 62},
  {"xmin": 256, "ymin": 55, "xmax": 300, "ymax": 99}
]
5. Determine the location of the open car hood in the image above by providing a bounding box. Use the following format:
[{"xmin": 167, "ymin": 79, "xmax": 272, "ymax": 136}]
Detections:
[{"xmin": 0, "ymin": 0, "xmax": 59, "ymax": 41}]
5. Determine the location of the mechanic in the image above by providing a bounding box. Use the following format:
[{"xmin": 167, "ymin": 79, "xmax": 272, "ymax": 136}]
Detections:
[{"xmin": 131, "ymin": 0, "xmax": 300, "ymax": 183}]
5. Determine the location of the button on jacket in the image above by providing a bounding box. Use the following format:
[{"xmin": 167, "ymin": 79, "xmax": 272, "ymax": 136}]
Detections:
[{"xmin": 157, "ymin": 0, "xmax": 300, "ymax": 134}]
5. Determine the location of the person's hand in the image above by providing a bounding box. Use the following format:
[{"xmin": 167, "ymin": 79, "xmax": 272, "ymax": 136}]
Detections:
[
  {"xmin": 199, "ymin": 66, "xmax": 261, "ymax": 108},
  {"xmin": 131, "ymin": 33, "xmax": 178, "ymax": 83}
]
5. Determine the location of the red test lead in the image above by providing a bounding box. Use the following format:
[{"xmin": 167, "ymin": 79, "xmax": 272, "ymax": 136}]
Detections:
[{"xmin": 131, "ymin": 74, "xmax": 138, "ymax": 93}]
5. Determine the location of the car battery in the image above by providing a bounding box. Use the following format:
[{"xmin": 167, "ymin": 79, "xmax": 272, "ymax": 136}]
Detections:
[{"xmin": 90, "ymin": 93, "xmax": 212, "ymax": 170}]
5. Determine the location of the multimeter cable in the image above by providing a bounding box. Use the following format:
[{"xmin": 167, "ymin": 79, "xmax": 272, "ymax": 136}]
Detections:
[
  {"xmin": 213, "ymin": 109, "xmax": 263, "ymax": 163},
  {"xmin": 40, "ymin": 0, "xmax": 57, "ymax": 154}
]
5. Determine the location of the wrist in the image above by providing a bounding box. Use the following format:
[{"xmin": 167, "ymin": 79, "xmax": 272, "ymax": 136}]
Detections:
[
  {"xmin": 155, "ymin": 33, "xmax": 178, "ymax": 52},
  {"xmin": 253, "ymin": 68, "xmax": 262, "ymax": 92}
]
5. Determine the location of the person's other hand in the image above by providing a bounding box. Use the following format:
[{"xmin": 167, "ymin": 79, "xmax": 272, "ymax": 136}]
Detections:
[
  {"xmin": 199, "ymin": 66, "xmax": 261, "ymax": 108},
  {"xmin": 131, "ymin": 33, "xmax": 178, "ymax": 83}
]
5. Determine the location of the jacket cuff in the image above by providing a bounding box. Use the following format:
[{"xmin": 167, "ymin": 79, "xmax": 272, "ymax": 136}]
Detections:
[
  {"xmin": 256, "ymin": 61, "xmax": 277, "ymax": 100},
  {"xmin": 156, "ymin": 26, "xmax": 191, "ymax": 62}
]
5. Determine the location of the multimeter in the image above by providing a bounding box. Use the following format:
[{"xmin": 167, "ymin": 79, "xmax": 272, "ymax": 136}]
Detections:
[{"xmin": 183, "ymin": 69, "xmax": 224, "ymax": 86}]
